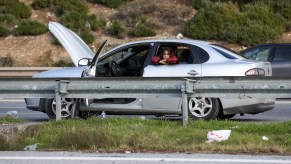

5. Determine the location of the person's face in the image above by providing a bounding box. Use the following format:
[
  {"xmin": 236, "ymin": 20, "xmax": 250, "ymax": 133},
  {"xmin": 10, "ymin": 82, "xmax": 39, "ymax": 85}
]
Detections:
[{"xmin": 163, "ymin": 50, "xmax": 169, "ymax": 59}]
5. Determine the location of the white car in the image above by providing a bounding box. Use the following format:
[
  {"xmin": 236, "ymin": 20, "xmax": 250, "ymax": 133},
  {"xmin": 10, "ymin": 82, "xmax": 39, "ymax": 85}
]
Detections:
[{"xmin": 25, "ymin": 22, "xmax": 275, "ymax": 120}]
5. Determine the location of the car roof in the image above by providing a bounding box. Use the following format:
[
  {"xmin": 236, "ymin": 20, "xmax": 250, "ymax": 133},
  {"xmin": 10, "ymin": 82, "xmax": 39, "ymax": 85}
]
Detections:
[
  {"xmin": 246, "ymin": 43, "xmax": 291, "ymax": 48},
  {"xmin": 241, "ymin": 43, "xmax": 291, "ymax": 53},
  {"xmin": 118, "ymin": 39, "xmax": 212, "ymax": 47}
]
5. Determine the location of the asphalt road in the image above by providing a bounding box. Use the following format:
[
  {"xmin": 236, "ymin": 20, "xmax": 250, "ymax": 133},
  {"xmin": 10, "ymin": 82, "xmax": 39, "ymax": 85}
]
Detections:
[
  {"xmin": 0, "ymin": 151, "xmax": 290, "ymax": 164},
  {"xmin": 0, "ymin": 99, "xmax": 290, "ymax": 122}
]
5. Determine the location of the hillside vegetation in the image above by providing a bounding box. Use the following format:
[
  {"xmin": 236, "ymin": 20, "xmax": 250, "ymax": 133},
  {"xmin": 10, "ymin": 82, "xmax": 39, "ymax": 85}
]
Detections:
[{"xmin": 0, "ymin": 0, "xmax": 290, "ymax": 66}]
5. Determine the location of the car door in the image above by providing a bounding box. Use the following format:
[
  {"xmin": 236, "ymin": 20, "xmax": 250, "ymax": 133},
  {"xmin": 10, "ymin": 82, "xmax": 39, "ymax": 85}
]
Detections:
[
  {"xmin": 87, "ymin": 42, "xmax": 156, "ymax": 113},
  {"xmin": 270, "ymin": 46, "xmax": 291, "ymax": 77},
  {"xmin": 142, "ymin": 43, "xmax": 202, "ymax": 111}
]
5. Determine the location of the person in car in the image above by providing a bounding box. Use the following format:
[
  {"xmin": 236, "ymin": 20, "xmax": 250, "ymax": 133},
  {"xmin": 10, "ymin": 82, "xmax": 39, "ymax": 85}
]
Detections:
[
  {"xmin": 159, "ymin": 49, "xmax": 170, "ymax": 64},
  {"xmin": 151, "ymin": 49, "xmax": 178, "ymax": 64}
]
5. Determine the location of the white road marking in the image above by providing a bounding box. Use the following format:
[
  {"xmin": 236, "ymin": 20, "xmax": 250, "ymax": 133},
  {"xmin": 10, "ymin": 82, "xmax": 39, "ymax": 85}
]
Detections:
[
  {"xmin": 0, "ymin": 156, "xmax": 289, "ymax": 163},
  {"xmin": 276, "ymin": 101, "xmax": 291, "ymax": 104}
]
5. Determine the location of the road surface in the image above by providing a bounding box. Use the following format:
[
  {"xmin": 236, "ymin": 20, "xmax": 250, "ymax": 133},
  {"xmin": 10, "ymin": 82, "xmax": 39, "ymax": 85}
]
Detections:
[
  {"xmin": 0, "ymin": 99, "xmax": 290, "ymax": 122},
  {"xmin": 0, "ymin": 151, "xmax": 290, "ymax": 164}
]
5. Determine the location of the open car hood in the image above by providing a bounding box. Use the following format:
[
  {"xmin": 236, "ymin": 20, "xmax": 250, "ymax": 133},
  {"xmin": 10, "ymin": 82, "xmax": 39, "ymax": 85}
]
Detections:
[{"xmin": 48, "ymin": 22, "xmax": 94, "ymax": 66}]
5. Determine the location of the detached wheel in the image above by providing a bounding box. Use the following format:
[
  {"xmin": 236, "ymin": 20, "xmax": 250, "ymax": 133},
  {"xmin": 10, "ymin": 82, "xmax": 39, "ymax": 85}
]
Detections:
[
  {"xmin": 44, "ymin": 98, "xmax": 79, "ymax": 119},
  {"xmin": 188, "ymin": 97, "xmax": 220, "ymax": 120}
]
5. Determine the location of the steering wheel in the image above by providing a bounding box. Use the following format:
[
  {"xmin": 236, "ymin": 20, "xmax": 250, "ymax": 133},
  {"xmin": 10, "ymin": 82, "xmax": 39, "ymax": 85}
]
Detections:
[{"xmin": 109, "ymin": 61, "xmax": 121, "ymax": 76}]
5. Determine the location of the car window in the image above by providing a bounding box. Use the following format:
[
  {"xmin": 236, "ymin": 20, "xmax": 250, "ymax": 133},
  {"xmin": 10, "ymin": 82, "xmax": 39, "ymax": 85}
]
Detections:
[
  {"xmin": 273, "ymin": 46, "xmax": 291, "ymax": 61},
  {"xmin": 211, "ymin": 44, "xmax": 244, "ymax": 59},
  {"xmin": 152, "ymin": 44, "xmax": 194, "ymax": 64},
  {"xmin": 241, "ymin": 46, "xmax": 273, "ymax": 61},
  {"xmin": 191, "ymin": 45, "xmax": 209, "ymax": 64},
  {"xmin": 98, "ymin": 44, "xmax": 151, "ymax": 76},
  {"xmin": 177, "ymin": 46, "xmax": 192, "ymax": 64}
]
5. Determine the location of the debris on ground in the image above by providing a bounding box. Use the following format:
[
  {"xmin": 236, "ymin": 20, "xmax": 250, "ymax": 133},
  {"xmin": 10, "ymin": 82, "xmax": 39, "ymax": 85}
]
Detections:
[{"xmin": 206, "ymin": 130, "xmax": 231, "ymax": 143}]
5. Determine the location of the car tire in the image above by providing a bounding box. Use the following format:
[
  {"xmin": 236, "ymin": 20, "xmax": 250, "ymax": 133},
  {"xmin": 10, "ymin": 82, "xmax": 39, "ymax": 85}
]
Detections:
[
  {"xmin": 188, "ymin": 97, "xmax": 220, "ymax": 120},
  {"xmin": 217, "ymin": 114, "xmax": 236, "ymax": 120},
  {"xmin": 44, "ymin": 98, "xmax": 79, "ymax": 119}
]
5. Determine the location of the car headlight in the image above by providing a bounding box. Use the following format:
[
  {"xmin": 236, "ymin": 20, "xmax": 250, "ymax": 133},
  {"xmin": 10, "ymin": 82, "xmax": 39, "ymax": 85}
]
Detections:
[{"xmin": 245, "ymin": 68, "xmax": 265, "ymax": 76}]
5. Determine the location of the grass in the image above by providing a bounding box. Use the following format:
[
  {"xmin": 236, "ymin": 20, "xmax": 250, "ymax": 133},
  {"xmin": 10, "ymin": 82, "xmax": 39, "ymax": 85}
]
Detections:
[
  {"xmin": 0, "ymin": 116, "xmax": 26, "ymax": 124},
  {"xmin": 0, "ymin": 118, "xmax": 290, "ymax": 154}
]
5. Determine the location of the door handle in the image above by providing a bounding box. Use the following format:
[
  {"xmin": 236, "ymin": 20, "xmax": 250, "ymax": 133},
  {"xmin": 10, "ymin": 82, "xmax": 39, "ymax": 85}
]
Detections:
[{"xmin": 188, "ymin": 70, "xmax": 199, "ymax": 76}]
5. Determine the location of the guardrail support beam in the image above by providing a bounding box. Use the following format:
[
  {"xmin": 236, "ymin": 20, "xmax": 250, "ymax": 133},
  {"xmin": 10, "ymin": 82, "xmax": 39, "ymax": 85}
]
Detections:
[
  {"xmin": 181, "ymin": 85, "xmax": 188, "ymax": 127},
  {"xmin": 55, "ymin": 80, "xmax": 69, "ymax": 121}
]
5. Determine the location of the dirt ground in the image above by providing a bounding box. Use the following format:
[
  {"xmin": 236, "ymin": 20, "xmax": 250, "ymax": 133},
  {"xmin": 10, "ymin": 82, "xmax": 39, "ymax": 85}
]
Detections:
[{"xmin": 0, "ymin": 1, "xmax": 290, "ymax": 67}]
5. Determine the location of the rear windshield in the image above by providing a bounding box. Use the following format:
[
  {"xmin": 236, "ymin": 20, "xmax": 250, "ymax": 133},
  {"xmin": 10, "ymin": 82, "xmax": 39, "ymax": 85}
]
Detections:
[{"xmin": 210, "ymin": 44, "xmax": 245, "ymax": 59}]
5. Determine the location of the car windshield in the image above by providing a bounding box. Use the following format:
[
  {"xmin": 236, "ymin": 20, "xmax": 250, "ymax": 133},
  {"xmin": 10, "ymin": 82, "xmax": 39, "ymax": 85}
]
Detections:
[
  {"xmin": 210, "ymin": 44, "xmax": 245, "ymax": 59},
  {"xmin": 241, "ymin": 46, "xmax": 273, "ymax": 62}
]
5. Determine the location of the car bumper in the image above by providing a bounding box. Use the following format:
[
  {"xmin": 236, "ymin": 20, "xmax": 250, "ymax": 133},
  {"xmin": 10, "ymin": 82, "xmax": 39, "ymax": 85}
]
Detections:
[
  {"xmin": 223, "ymin": 99, "xmax": 275, "ymax": 115},
  {"xmin": 25, "ymin": 98, "xmax": 44, "ymax": 112}
]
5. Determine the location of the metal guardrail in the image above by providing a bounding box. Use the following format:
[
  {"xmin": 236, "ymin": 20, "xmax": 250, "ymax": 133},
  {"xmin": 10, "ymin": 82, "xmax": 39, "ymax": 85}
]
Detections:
[
  {"xmin": 0, "ymin": 67, "xmax": 59, "ymax": 77},
  {"xmin": 1, "ymin": 77, "xmax": 291, "ymax": 126}
]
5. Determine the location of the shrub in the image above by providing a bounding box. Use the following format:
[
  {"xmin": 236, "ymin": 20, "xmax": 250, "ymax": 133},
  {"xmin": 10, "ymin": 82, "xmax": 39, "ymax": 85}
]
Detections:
[
  {"xmin": 56, "ymin": 0, "xmax": 88, "ymax": 15},
  {"xmin": 0, "ymin": 0, "xmax": 5, "ymax": 6},
  {"xmin": 286, "ymin": 21, "xmax": 291, "ymax": 32},
  {"xmin": 15, "ymin": 20, "xmax": 48, "ymax": 36},
  {"xmin": 90, "ymin": 0, "xmax": 130, "ymax": 8},
  {"xmin": 2, "ymin": 0, "xmax": 32, "ymax": 19},
  {"xmin": 88, "ymin": 14, "xmax": 106, "ymax": 31},
  {"xmin": 108, "ymin": 20, "xmax": 125, "ymax": 36},
  {"xmin": 0, "ymin": 55, "xmax": 13, "ymax": 67},
  {"xmin": 0, "ymin": 25, "xmax": 10, "ymax": 37},
  {"xmin": 0, "ymin": 14, "xmax": 16, "ymax": 27},
  {"xmin": 133, "ymin": 24, "xmax": 156, "ymax": 37},
  {"xmin": 184, "ymin": 2, "xmax": 285, "ymax": 46},
  {"xmin": 52, "ymin": 59, "xmax": 74, "ymax": 67},
  {"xmin": 80, "ymin": 30, "xmax": 95, "ymax": 44},
  {"xmin": 60, "ymin": 12, "xmax": 88, "ymax": 31},
  {"xmin": 31, "ymin": 0, "xmax": 52, "ymax": 10}
]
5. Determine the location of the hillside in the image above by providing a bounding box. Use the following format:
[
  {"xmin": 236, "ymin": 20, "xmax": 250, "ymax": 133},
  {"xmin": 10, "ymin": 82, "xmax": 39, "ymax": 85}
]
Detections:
[{"xmin": 0, "ymin": 0, "xmax": 290, "ymax": 67}]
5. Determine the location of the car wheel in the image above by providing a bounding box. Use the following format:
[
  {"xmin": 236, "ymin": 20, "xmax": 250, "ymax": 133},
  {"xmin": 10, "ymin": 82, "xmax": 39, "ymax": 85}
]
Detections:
[
  {"xmin": 217, "ymin": 114, "xmax": 236, "ymax": 120},
  {"xmin": 44, "ymin": 98, "xmax": 79, "ymax": 119},
  {"xmin": 188, "ymin": 97, "xmax": 220, "ymax": 120}
]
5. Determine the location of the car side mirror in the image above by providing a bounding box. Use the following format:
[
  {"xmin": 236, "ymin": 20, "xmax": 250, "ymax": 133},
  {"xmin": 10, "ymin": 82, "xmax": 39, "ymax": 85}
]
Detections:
[{"xmin": 78, "ymin": 58, "xmax": 91, "ymax": 66}]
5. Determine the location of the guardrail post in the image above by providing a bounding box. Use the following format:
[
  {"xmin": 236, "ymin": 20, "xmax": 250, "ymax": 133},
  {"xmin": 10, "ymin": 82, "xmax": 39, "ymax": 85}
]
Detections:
[
  {"xmin": 55, "ymin": 80, "xmax": 69, "ymax": 121},
  {"xmin": 181, "ymin": 85, "xmax": 188, "ymax": 127}
]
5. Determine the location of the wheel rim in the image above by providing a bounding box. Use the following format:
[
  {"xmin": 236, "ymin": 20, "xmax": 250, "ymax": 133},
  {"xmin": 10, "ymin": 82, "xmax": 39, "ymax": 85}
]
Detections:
[
  {"xmin": 188, "ymin": 97, "xmax": 213, "ymax": 118},
  {"xmin": 51, "ymin": 98, "xmax": 76, "ymax": 118}
]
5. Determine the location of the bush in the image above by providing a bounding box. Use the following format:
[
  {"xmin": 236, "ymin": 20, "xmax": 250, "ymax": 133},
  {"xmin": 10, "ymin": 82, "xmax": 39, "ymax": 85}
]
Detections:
[
  {"xmin": 184, "ymin": 2, "xmax": 285, "ymax": 46},
  {"xmin": 0, "ymin": 25, "xmax": 10, "ymax": 37},
  {"xmin": 90, "ymin": 0, "xmax": 129, "ymax": 8},
  {"xmin": 88, "ymin": 14, "xmax": 106, "ymax": 31},
  {"xmin": 0, "ymin": 0, "xmax": 5, "ymax": 6},
  {"xmin": 0, "ymin": 55, "xmax": 13, "ymax": 67},
  {"xmin": 108, "ymin": 20, "xmax": 125, "ymax": 36},
  {"xmin": 52, "ymin": 59, "xmax": 74, "ymax": 67},
  {"xmin": 0, "ymin": 14, "xmax": 16, "ymax": 27},
  {"xmin": 31, "ymin": 0, "xmax": 52, "ymax": 10},
  {"xmin": 2, "ymin": 0, "xmax": 32, "ymax": 19},
  {"xmin": 15, "ymin": 20, "xmax": 48, "ymax": 36},
  {"xmin": 60, "ymin": 12, "xmax": 88, "ymax": 31},
  {"xmin": 133, "ymin": 24, "xmax": 156, "ymax": 37},
  {"xmin": 56, "ymin": 0, "xmax": 88, "ymax": 15},
  {"xmin": 80, "ymin": 30, "xmax": 95, "ymax": 44}
]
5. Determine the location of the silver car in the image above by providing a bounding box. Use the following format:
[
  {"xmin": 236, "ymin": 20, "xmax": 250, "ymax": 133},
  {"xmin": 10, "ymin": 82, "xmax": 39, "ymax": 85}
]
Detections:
[{"xmin": 25, "ymin": 22, "xmax": 275, "ymax": 120}]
